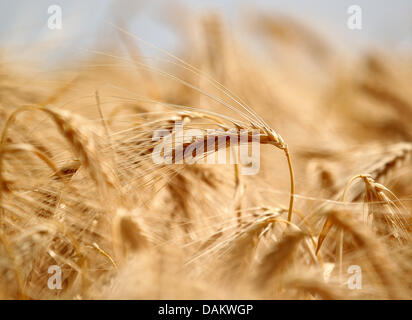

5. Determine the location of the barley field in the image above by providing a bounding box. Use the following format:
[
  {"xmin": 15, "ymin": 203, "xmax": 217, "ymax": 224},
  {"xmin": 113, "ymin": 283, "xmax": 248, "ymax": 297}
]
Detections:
[{"xmin": 1, "ymin": 4, "xmax": 412, "ymax": 300}]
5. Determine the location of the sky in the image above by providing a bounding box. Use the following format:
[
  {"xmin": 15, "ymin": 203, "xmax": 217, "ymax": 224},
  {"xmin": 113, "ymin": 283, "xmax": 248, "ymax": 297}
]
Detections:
[{"xmin": 1, "ymin": 0, "xmax": 412, "ymax": 63}]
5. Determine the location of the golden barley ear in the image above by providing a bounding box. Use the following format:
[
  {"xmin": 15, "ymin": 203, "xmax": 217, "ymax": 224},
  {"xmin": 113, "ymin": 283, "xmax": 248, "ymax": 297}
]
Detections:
[
  {"xmin": 113, "ymin": 208, "xmax": 148, "ymax": 262},
  {"xmin": 254, "ymin": 230, "xmax": 305, "ymax": 291}
]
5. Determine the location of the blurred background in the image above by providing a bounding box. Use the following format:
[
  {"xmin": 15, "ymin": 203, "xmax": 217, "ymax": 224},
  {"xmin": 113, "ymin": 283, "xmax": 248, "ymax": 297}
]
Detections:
[{"xmin": 1, "ymin": 0, "xmax": 412, "ymax": 66}]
